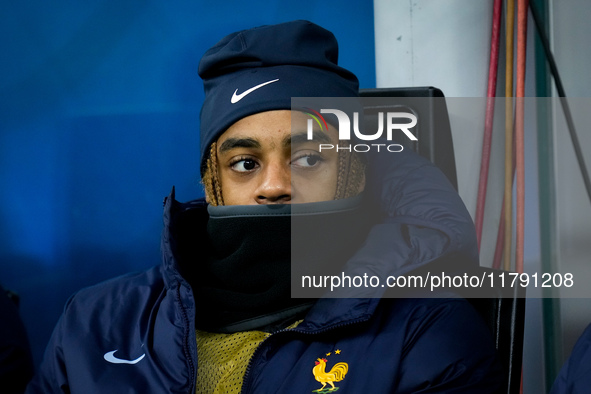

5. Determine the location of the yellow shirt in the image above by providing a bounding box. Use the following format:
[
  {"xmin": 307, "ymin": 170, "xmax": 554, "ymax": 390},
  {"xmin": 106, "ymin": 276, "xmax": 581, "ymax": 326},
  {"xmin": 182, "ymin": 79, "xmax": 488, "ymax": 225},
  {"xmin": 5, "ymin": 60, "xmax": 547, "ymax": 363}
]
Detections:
[{"xmin": 195, "ymin": 320, "xmax": 302, "ymax": 394}]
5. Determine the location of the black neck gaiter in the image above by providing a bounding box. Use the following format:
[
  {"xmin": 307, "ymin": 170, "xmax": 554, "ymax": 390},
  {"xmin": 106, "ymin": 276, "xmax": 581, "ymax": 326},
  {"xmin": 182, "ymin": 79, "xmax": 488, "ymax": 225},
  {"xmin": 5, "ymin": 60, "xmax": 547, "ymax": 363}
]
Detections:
[{"xmin": 175, "ymin": 195, "xmax": 373, "ymax": 333}]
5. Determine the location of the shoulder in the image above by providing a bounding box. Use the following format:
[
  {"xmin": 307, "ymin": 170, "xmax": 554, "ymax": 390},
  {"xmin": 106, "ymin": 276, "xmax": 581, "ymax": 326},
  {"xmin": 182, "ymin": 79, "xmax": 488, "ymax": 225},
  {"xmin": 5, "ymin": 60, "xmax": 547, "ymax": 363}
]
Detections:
[
  {"xmin": 61, "ymin": 266, "xmax": 165, "ymax": 325},
  {"xmin": 70, "ymin": 266, "xmax": 163, "ymax": 301},
  {"xmin": 26, "ymin": 267, "xmax": 181, "ymax": 393}
]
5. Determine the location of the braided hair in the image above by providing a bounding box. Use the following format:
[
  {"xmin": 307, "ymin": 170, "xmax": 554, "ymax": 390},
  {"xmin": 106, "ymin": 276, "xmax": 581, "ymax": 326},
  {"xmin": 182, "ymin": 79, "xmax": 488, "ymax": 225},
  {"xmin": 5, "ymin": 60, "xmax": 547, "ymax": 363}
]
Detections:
[{"xmin": 202, "ymin": 141, "xmax": 224, "ymax": 206}]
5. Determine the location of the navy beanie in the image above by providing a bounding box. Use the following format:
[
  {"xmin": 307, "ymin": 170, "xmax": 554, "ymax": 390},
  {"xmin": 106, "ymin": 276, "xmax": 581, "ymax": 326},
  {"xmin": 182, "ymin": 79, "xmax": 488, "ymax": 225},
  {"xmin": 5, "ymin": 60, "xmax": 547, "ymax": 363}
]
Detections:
[{"xmin": 198, "ymin": 20, "xmax": 360, "ymax": 173}]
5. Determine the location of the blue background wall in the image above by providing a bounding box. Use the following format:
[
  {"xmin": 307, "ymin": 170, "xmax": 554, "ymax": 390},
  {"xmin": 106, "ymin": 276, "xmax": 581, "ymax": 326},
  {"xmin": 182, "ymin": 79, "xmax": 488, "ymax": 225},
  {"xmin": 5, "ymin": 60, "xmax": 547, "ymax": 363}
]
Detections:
[{"xmin": 0, "ymin": 1, "xmax": 376, "ymax": 367}]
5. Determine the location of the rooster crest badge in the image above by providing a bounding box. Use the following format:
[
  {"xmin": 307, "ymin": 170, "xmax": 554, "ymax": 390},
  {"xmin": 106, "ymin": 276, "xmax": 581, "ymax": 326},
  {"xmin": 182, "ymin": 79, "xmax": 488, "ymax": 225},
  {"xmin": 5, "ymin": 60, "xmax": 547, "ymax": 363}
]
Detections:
[{"xmin": 311, "ymin": 350, "xmax": 348, "ymax": 393}]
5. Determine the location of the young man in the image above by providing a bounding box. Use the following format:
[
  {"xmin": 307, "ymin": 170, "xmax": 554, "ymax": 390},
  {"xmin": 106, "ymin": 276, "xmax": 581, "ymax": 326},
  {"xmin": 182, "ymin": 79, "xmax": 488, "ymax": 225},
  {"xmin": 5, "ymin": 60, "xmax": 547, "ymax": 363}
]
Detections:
[{"xmin": 27, "ymin": 21, "xmax": 503, "ymax": 393}]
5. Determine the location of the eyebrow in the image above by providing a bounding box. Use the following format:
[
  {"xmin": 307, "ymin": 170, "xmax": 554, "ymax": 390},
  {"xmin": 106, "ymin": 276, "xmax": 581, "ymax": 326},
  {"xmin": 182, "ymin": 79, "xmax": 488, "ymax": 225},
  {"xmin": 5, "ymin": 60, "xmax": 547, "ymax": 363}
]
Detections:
[
  {"xmin": 218, "ymin": 137, "xmax": 261, "ymax": 153},
  {"xmin": 288, "ymin": 131, "xmax": 334, "ymax": 147}
]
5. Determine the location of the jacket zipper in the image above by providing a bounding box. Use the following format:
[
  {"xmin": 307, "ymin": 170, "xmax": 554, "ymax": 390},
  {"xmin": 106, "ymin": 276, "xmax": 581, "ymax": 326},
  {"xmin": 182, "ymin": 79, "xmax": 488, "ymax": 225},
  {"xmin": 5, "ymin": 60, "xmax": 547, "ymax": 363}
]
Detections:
[
  {"xmin": 176, "ymin": 281, "xmax": 197, "ymax": 393},
  {"xmin": 239, "ymin": 316, "xmax": 370, "ymax": 394}
]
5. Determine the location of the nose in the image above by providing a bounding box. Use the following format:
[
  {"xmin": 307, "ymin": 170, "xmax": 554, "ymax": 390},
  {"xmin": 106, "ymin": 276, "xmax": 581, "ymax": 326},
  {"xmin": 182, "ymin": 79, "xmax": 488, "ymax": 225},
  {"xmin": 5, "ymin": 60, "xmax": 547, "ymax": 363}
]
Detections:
[{"xmin": 255, "ymin": 163, "xmax": 291, "ymax": 204}]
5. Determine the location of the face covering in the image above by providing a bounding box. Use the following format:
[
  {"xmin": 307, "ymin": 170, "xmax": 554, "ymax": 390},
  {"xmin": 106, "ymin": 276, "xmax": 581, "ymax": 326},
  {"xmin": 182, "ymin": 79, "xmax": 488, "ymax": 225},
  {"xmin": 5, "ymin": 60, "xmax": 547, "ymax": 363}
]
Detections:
[{"xmin": 173, "ymin": 195, "xmax": 374, "ymax": 333}]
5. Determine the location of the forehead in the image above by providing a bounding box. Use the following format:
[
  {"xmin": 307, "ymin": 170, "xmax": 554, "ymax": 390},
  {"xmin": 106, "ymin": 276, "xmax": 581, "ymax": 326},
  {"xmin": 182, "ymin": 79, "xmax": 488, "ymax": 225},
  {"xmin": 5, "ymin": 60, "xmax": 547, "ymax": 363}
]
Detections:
[{"xmin": 216, "ymin": 110, "xmax": 337, "ymax": 148}]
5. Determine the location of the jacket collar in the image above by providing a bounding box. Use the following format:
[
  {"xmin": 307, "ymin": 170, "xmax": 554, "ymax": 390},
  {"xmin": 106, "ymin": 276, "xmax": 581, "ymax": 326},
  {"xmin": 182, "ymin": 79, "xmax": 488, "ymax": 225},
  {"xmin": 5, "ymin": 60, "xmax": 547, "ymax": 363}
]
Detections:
[
  {"xmin": 160, "ymin": 187, "xmax": 208, "ymax": 289},
  {"xmin": 159, "ymin": 187, "xmax": 380, "ymax": 329}
]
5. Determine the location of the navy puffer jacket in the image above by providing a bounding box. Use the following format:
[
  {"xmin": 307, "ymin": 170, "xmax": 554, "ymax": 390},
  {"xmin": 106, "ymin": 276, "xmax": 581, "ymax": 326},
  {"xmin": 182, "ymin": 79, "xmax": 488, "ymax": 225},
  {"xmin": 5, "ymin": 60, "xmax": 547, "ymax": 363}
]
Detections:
[{"xmin": 26, "ymin": 150, "xmax": 503, "ymax": 393}]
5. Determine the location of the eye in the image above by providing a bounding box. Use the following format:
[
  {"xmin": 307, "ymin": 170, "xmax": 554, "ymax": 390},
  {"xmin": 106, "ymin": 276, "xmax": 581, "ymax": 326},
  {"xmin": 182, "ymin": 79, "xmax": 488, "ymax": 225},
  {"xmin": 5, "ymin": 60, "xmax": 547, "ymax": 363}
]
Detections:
[
  {"xmin": 231, "ymin": 158, "xmax": 259, "ymax": 173},
  {"xmin": 292, "ymin": 153, "xmax": 323, "ymax": 168}
]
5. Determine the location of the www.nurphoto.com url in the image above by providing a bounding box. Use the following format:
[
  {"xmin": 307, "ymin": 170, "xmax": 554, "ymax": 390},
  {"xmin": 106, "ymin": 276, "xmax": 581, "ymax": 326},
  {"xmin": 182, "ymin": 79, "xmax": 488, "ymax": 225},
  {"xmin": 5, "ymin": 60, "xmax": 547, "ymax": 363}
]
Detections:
[{"xmin": 301, "ymin": 272, "xmax": 574, "ymax": 292}]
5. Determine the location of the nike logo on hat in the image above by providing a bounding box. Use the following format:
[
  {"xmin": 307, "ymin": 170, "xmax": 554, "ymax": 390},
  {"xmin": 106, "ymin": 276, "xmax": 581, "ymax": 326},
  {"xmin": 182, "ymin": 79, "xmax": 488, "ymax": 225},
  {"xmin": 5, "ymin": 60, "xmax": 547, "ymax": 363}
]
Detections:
[
  {"xmin": 104, "ymin": 350, "xmax": 146, "ymax": 365},
  {"xmin": 231, "ymin": 79, "xmax": 279, "ymax": 103}
]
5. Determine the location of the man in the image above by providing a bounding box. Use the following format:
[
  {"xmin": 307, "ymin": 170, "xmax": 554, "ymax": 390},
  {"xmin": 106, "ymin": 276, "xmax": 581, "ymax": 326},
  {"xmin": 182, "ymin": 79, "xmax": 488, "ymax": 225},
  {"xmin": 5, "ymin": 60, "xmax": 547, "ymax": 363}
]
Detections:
[{"xmin": 27, "ymin": 20, "xmax": 502, "ymax": 393}]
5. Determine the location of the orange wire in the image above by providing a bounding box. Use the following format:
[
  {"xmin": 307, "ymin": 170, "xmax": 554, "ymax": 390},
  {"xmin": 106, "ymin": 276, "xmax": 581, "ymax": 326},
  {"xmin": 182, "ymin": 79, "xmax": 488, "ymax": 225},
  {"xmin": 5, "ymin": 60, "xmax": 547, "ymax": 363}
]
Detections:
[
  {"xmin": 517, "ymin": 4, "xmax": 528, "ymax": 393},
  {"xmin": 504, "ymin": 0, "xmax": 515, "ymax": 271},
  {"xmin": 493, "ymin": 131, "xmax": 516, "ymax": 269},
  {"xmin": 515, "ymin": 0, "xmax": 528, "ymax": 275}
]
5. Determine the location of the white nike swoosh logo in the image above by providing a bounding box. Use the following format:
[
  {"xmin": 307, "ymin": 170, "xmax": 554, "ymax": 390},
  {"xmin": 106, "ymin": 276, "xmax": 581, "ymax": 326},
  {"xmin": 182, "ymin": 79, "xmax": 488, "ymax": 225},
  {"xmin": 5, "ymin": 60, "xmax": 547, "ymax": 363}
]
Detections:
[
  {"xmin": 231, "ymin": 79, "xmax": 279, "ymax": 104},
  {"xmin": 104, "ymin": 350, "xmax": 146, "ymax": 365}
]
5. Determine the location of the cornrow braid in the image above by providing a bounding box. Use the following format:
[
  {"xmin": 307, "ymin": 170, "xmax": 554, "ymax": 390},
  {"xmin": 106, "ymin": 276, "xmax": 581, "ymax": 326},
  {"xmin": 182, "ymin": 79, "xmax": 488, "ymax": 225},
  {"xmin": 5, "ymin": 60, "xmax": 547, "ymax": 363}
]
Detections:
[
  {"xmin": 345, "ymin": 153, "xmax": 366, "ymax": 198},
  {"xmin": 202, "ymin": 141, "xmax": 224, "ymax": 206},
  {"xmin": 334, "ymin": 142, "xmax": 366, "ymax": 200},
  {"xmin": 334, "ymin": 141, "xmax": 352, "ymax": 199}
]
